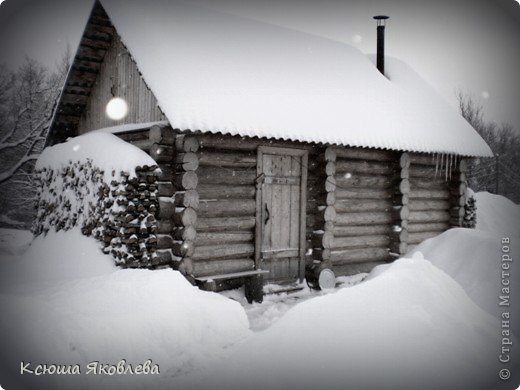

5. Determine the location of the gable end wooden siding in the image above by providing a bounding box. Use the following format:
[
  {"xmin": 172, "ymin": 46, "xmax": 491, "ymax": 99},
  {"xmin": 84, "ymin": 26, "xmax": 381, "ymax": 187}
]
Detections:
[{"xmin": 78, "ymin": 34, "xmax": 166, "ymax": 134}]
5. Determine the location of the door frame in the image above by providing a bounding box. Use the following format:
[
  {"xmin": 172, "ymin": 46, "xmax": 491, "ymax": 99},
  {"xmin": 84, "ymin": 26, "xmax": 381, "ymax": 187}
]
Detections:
[{"xmin": 255, "ymin": 146, "xmax": 308, "ymax": 281}]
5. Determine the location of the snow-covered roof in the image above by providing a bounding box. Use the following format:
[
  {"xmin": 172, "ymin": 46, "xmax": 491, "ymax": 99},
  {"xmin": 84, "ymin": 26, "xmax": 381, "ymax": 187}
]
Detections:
[{"xmin": 98, "ymin": 0, "xmax": 491, "ymax": 157}]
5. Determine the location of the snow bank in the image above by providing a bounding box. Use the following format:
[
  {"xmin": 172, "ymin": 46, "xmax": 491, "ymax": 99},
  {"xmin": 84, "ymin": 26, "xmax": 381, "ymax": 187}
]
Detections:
[
  {"xmin": 406, "ymin": 192, "xmax": 519, "ymax": 318},
  {"xmin": 0, "ymin": 228, "xmax": 250, "ymax": 390},
  {"xmin": 36, "ymin": 132, "xmax": 156, "ymax": 182},
  {"xmin": 194, "ymin": 258, "xmax": 500, "ymax": 390},
  {"xmin": 474, "ymin": 191, "xmax": 520, "ymax": 239},
  {"xmin": 100, "ymin": 0, "xmax": 491, "ymax": 157}
]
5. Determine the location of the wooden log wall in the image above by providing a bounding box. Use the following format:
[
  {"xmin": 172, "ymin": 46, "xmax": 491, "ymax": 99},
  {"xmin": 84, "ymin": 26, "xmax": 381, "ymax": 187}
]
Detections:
[
  {"xmin": 192, "ymin": 134, "xmax": 319, "ymax": 278},
  {"xmin": 317, "ymin": 147, "xmax": 398, "ymax": 274},
  {"xmin": 390, "ymin": 153, "xmax": 411, "ymax": 257},
  {"xmin": 450, "ymin": 158, "xmax": 468, "ymax": 227},
  {"xmin": 77, "ymin": 34, "xmax": 166, "ymax": 134},
  {"xmin": 407, "ymin": 153, "xmax": 455, "ymax": 251}
]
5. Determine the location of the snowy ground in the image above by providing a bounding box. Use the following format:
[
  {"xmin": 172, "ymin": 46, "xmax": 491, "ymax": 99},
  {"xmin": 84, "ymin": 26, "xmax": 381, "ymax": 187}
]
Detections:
[{"xmin": 0, "ymin": 192, "xmax": 518, "ymax": 390}]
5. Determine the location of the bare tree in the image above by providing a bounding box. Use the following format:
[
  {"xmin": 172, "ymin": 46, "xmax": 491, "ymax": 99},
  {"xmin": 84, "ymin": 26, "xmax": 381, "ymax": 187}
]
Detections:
[
  {"xmin": 0, "ymin": 50, "xmax": 70, "ymax": 227},
  {"xmin": 457, "ymin": 91, "xmax": 520, "ymax": 203}
]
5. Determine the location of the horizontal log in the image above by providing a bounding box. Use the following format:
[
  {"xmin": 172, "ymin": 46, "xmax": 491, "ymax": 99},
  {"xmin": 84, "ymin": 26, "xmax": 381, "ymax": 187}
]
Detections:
[
  {"xmin": 390, "ymin": 228, "xmax": 409, "ymax": 244},
  {"xmin": 198, "ymin": 150, "xmax": 256, "ymax": 168},
  {"xmin": 407, "ymin": 222, "xmax": 449, "ymax": 233},
  {"xmin": 408, "ymin": 199, "xmax": 451, "ymax": 211},
  {"xmin": 172, "ymin": 226, "xmax": 197, "ymax": 241},
  {"xmin": 198, "ymin": 184, "xmax": 255, "ymax": 200},
  {"xmin": 198, "ymin": 166, "xmax": 256, "ymax": 186},
  {"xmin": 333, "ymin": 224, "xmax": 391, "ymax": 237},
  {"xmin": 335, "ymin": 211, "xmax": 394, "ymax": 226},
  {"xmin": 449, "ymin": 182, "xmax": 467, "ymax": 196},
  {"xmin": 175, "ymin": 134, "xmax": 199, "ymax": 152},
  {"xmin": 313, "ymin": 248, "xmax": 331, "ymax": 260},
  {"xmin": 157, "ymin": 219, "xmax": 174, "ymax": 234},
  {"xmin": 197, "ymin": 134, "xmax": 314, "ymax": 152},
  {"xmin": 196, "ymin": 231, "xmax": 254, "ymax": 245},
  {"xmin": 149, "ymin": 125, "xmax": 175, "ymax": 145},
  {"xmin": 172, "ymin": 207, "xmax": 198, "ymax": 227},
  {"xmin": 178, "ymin": 257, "xmax": 194, "ymax": 275},
  {"xmin": 157, "ymin": 181, "xmax": 175, "ymax": 197},
  {"xmin": 175, "ymin": 153, "xmax": 199, "ymax": 171},
  {"xmin": 153, "ymin": 249, "xmax": 179, "ymax": 265},
  {"xmin": 316, "ymin": 191, "xmax": 336, "ymax": 206},
  {"xmin": 410, "ymin": 178, "xmax": 449, "ymax": 190},
  {"xmin": 324, "ymin": 147, "xmax": 337, "ymax": 162},
  {"xmin": 335, "ymin": 160, "xmax": 395, "ymax": 175},
  {"xmin": 410, "ymin": 153, "xmax": 437, "ymax": 166},
  {"xmin": 333, "ymin": 261, "xmax": 387, "ymax": 276},
  {"xmin": 157, "ymin": 234, "xmax": 174, "ymax": 249},
  {"xmin": 332, "ymin": 234, "xmax": 390, "ymax": 250},
  {"xmin": 325, "ymin": 176, "xmax": 336, "ymax": 193},
  {"xmin": 408, "ymin": 231, "xmax": 442, "ymax": 245},
  {"xmin": 158, "ymin": 197, "xmax": 175, "ymax": 219},
  {"xmin": 198, "ymin": 199, "xmax": 256, "ymax": 218},
  {"xmin": 451, "ymin": 195, "xmax": 467, "ymax": 207},
  {"xmin": 409, "ymin": 189, "xmax": 450, "ymax": 199},
  {"xmin": 409, "ymin": 165, "xmax": 442, "ymax": 178},
  {"xmin": 311, "ymin": 231, "xmax": 334, "ymax": 249},
  {"xmin": 450, "ymin": 206, "xmax": 465, "ymax": 218},
  {"xmin": 129, "ymin": 139, "xmax": 153, "ymax": 151},
  {"xmin": 389, "ymin": 242, "xmax": 408, "ymax": 256},
  {"xmin": 335, "ymin": 188, "xmax": 392, "ymax": 200},
  {"xmin": 157, "ymin": 164, "xmax": 173, "ymax": 181},
  {"xmin": 336, "ymin": 174, "xmax": 393, "ymax": 189},
  {"xmin": 335, "ymin": 199, "xmax": 393, "ymax": 213},
  {"xmin": 330, "ymin": 247, "xmax": 390, "ymax": 263},
  {"xmin": 192, "ymin": 258, "xmax": 255, "ymax": 277},
  {"xmin": 172, "ymin": 240, "xmax": 195, "ymax": 257},
  {"xmin": 196, "ymin": 216, "xmax": 256, "ymax": 231},
  {"xmin": 331, "ymin": 147, "xmax": 396, "ymax": 162},
  {"xmin": 192, "ymin": 243, "xmax": 255, "ymax": 260},
  {"xmin": 325, "ymin": 161, "xmax": 336, "ymax": 176},
  {"xmin": 408, "ymin": 210, "xmax": 450, "ymax": 223},
  {"xmin": 173, "ymin": 171, "xmax": 198, "ymax": 190},
  {"xmin": 173, "ymin": 190, "xmax": 200, "ymax": 209},
  {"xmin": 400, "ymin": 153, "xmax": 411, "ymax": 169},
  {"xmin": 149, "ymin": 144, "xmax": 174, "ymax": 162},
  {"xmin": 399, "ymin": 179, "xmax": 410, "ymax": 194}
]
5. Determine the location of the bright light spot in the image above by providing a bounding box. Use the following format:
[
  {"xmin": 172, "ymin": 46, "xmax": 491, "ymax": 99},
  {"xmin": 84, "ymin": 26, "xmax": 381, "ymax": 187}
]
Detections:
[
  {"xmin": 72, "ymin": 144, "xmax": 80, "ymax": 152},
  {"xmin": 344, "ymin": 173, "xmax": 352, "ymax": 179},
  {"xmin": 481, "ymin": 91, "xmax": 490, "ymax": 99},
  {"xmin": 352, "ymin": 34, "xmax": 363, "ymax": 44},
  {"xmin": 106, "ymin": 97, "xmax": 128, "ymax": 121}
]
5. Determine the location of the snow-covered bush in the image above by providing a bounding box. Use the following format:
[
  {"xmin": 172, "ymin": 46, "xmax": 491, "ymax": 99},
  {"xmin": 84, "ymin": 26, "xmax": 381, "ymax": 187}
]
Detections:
[{"xmin": 32, "ymin": 132, "xmax": 161, "ymax": 266}]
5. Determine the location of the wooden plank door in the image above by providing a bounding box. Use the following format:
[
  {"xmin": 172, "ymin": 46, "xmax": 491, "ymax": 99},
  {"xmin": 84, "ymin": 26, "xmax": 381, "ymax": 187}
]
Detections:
[{"xmin": 255, "ymin": 147, "xmax": 308, "ymax": 282}]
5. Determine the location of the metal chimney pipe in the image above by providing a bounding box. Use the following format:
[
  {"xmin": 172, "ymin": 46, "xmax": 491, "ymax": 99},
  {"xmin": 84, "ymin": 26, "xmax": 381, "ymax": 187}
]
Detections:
[{"xmin": 373, "ymin": 15, "xmax": 389, "ymax": 75}]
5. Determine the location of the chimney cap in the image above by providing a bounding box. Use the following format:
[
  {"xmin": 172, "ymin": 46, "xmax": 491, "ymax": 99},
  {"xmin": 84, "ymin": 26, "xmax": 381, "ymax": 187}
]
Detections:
[{"xmin": 373, "ymin": 15, "xmax": 389, "ymax": 20}]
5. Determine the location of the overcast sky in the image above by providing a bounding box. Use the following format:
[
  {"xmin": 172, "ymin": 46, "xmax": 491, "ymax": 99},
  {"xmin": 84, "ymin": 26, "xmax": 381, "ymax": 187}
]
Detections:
[{"xmin": 1, "ymin": 0, "xmax": 519, "ymax": 132}]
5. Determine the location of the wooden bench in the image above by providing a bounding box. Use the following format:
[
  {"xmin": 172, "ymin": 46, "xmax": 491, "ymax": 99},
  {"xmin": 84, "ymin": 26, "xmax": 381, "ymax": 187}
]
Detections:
[{"xmin": 196, "ymin": 270, "xmax": 269, "ymax": 303}]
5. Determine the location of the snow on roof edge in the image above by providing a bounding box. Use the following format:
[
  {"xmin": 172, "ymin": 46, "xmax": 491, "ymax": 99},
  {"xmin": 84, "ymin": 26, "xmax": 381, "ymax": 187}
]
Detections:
[{"xmin": 99, "ymin": 0, "xmax": 493, "ymax": 158}]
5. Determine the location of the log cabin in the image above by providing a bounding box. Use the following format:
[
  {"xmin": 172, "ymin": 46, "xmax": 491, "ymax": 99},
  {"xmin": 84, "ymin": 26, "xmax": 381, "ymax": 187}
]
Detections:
[{"xmin": 44, "ymin": 0, "xmax": 492, "ymax": 301}]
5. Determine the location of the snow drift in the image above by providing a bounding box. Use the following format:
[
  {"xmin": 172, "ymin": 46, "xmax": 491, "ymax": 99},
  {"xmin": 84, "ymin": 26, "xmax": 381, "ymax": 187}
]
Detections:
[
  {"xmin": 192, "ymin": 258, "xmax": 501, "ymax": 390},
  {"xmin": 0, "ymin": 229, "xmax": 250, "ymax": 390},
  {"xmin": 407, "ymin": 192, "xmax": 520, "ymax": 322}
]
